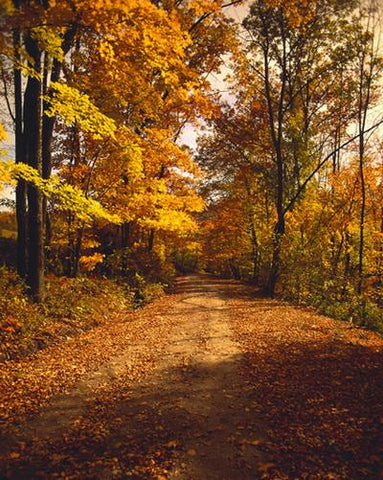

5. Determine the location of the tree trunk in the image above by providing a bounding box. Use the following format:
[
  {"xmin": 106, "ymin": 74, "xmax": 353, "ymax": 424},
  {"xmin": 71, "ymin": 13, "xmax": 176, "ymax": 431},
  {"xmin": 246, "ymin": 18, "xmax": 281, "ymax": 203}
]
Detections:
[
  {"xmin": 72, "ymin": 225, "xmax": 84, "ymax": 278},
  {"xmin": 121, "ymin": 222, "xmax": 131, "ymax": 248},
  {"xmin": 42, "ymin": 52, "xmax": 53, "ymax": 254},
  {"xmin": 267, "ymin": 140, "xmax": 286, "ymax": 296},
  {"xmin": 262, "ymin": 15, "xmax": 287, "ymax": 296},
  {"xmin": 148, "ymin": 229, "xmax": 154, "ymax": 252},
  {"xmin": 42, "ymin": 27, "xmax": 77, "ymax": 251},
  {"xmin": 267, "ymin": 215, "xmax": 285, "ymax": 296},
  {"xmin": 250, "ymin": 219, "xmax": 259, "ymax": 283},
  {"xmin": 24, "ymin": 33, "xmax": 44, "ymax": 302},
  {"xmin": 356, "ymin": 5, "xmax": 375, "ymax": 298},
  {"xmin": 13, "ymin": 26, "xmax": 28, "ymax": 279},
  {"xmin": 357, "ymin": 135, "xmax": 366, "ymax": 296},
  {"xmin": 342, "ymin": 230, "xmax": 351, "ymax": 297},
  {"xmin": 378, "ymin": 205, "xmax": 383, "ymax": 287}
]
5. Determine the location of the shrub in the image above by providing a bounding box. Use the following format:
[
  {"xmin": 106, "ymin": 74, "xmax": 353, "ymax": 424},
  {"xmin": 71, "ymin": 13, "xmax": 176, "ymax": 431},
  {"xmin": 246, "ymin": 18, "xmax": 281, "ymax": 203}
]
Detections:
[
  {"xmin": 0, "ymin": 268, "xmax": 132, "ymax": 361},
  {"xmin": 131, "ymin": 273, "xmax": 165, "ymax": 308},
  {"xmin": 0, "ymin": 267, "xmax": 43, "ymax": 360}
]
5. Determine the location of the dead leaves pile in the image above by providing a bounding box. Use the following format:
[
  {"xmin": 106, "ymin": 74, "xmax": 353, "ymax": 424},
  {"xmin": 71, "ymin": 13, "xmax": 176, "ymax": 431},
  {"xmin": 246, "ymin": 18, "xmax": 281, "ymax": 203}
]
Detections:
[
  {"xmin": 0, "ymin": 293, "xmax": 186, "ymax": 479},
  {"xmin": 0, "ymin": 295, "xmax": 180, "ymax": 429},
  {"xmin": 227, "ymin": 291, "xmax": 383, "ymax": 480},
  {"xmin": 1, "ymin": 277, "xmax": 383, "ymax": 480}
]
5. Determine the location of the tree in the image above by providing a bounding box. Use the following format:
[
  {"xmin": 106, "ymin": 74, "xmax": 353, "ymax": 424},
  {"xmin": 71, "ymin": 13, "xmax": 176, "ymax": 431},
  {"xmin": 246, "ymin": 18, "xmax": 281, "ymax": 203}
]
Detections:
[
  {"xmin": 352, "ymin": 0, "xmax": 383, "ymax": 297},
  {"xmin": 0, "ymin": 0, "xmax": 240, "ymax": 294},
  {"xmin": 241, "ymin": 0, "xmax": 371, "ymax": 295}
]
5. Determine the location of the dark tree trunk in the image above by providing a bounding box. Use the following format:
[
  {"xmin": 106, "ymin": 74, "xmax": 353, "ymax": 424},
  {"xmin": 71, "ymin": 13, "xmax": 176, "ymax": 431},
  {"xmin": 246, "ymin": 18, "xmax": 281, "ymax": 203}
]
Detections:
[
  {"xmin": 264, "ymin": 74, "xmax": 286, "ymax": 295},
  {"xmin": 243, "ymin": 177, "xmax": 259, "ymax": 283},
  {"xmin": 250, "ymin": 220, "xmax": 259, "ymax": 283},
  {"xmin": 72, "ymin": 223, "xmax": 85, "ymax": 278},
  {"xmin": 378, "ymin": 206, "xmax": 383, "ymax": 286},
  {"xmin": 342, "ymin": 230, "xmax": 351, "ymax": 297},
  {"xmin": 13, "ymin": 26, "xmax": 28, "ymax": 279},
  {"xmin": 356, "ymin": 12, "xmax": 375, "ymax": 298},
  {"xmin": 42, "ymin": 52, "xmax": 53, "ymax": 254},
  {"xmin": 24, "ymin": 33, "xmax": 44, "ymax": 302},
  {"xmin": 229, "ymin": 261, "xmax": 241, "ymax": 280},
  {"xmin": 261, "ymin": 13, "xmax": 287, "ymax": 296},
  {"xmin": 65, "ymin": 124, "xmax": 80, "ymax": 277},
  {"xmin": 42, "ymin": 27, "xmax": 77, "ymax": 251},
  {"xmin": 66, "ymin": 212, "xmax": 75, "ymax": 277},
  {"xmin": 267, "ymin": 215, "xmax": 285, "ymax": 296},
  {"xmin": 148, "ymin": 229, "xmax": 154, "ymax": 252},
  {"xmin": 121, "ymin": 222, "xmax": 131, "ymax": 248},
  {"xmin": 357, "ymin": 136, "xmax": 366, "ymax": 297}
]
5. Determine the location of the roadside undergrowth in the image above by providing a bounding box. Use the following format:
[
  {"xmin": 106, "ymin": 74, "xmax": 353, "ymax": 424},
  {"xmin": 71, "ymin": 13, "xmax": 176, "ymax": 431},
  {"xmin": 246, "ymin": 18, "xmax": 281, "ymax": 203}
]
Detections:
[{"xmin": 0, "ymin": 266, "xmax": 165, "ymax": 362}]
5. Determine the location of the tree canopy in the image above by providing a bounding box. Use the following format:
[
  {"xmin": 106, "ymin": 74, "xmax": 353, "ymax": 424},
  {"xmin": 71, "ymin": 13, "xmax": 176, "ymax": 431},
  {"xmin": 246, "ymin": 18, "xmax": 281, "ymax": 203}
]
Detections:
[{"xmin": 0, "ymin": 0, "xmax": 383, "ymax": 331}]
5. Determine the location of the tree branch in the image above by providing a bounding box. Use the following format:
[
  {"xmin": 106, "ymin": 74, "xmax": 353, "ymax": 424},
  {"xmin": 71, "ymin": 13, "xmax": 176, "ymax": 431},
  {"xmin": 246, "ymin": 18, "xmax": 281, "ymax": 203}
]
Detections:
[
  {"xmin": 283, "ymin": 118, "xmax": 383, "ymax": 215},
  {"xmin": 1, "ymin": 66, "xmax": 15, "ymax": 124},
  {"xmin": 189, "ymin": 0, "xmax": 243, "ymax": 32}
]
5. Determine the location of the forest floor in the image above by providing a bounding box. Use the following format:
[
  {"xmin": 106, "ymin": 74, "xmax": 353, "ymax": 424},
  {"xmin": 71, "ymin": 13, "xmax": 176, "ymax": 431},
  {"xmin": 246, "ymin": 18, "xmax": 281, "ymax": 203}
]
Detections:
[{"xmin": 0, "ymin": 274, "xmax": 382, "ymax": 480}]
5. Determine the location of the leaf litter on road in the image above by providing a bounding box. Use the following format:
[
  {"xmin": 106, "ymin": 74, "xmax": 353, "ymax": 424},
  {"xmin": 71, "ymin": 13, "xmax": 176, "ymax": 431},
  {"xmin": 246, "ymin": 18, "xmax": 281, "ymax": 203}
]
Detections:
[{"xmin": 1, "ymin": 276, "xmax": 382, "ymax": 480}]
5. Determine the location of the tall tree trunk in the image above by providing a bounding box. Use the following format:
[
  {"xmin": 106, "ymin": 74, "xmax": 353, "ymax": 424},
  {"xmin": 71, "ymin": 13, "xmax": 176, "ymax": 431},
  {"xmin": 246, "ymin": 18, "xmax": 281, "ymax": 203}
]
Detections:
[
  {"xmin": 24, "ymin": 33, "xmax": 44, "ymax": 302},
  {"xmin": 263, "ymin": 17, "xmax": 287, "ymax": 296},
  {"xmin": 356, "ymin": 3, "xmax": 375, "ymax": 298},
  {"xmin": 242, "ymin": 176, "xmax": 259, "ymax": 282},
  {"xmin": 267, "ymin": 215, "xmax": 285, "ymax": 296},
  {"xmin": 379, "ymin": 205, "xmax": 383, "ymax": 286},
  {"xmin": 73, "ymin": 223, "xmax": 85, "ymax": 277},
  {"xmin": 342, "ymin": 230, "xmax": 351, "ymax": 297},
  {"xmin": 42, "ymin": 26, "xmax": 77, "ymax": 253},
  {"xmin": 357, "ymin": 133, "xmax": 366, "ymax": 297},
  {"xmin": 41, "ymin": 51, "xmax": 54, "ymax": 267},
  {"xmin": 121, "ymin": 222, "xmax": 131, "ymax": 248},
  {"xmin": 13, "ymin": 25, "xmax": 28, "ymax": 279},
  {"xmin": 66, "ymin": 212, "xmax": 75, "ymax": 277}
]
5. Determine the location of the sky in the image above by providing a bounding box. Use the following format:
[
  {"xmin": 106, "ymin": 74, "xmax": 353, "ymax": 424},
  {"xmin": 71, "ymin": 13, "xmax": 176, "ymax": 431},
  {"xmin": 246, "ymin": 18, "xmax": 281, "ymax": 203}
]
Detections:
[{"xmin": 178, "ymin": 66, "xmax": 234, "ymax": 150}]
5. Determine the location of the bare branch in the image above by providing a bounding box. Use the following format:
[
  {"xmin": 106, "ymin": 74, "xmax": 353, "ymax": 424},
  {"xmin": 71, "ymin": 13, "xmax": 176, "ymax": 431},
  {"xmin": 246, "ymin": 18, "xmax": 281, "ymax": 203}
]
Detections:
[
  {"xmin": 189, "ymin": 0, "xmax": 243, "ymax": 32},
  {"xmin": 1, "ymin": 66, "xmax": 15, "ymax": 124},
  {"xmin": 283, "ymin": 118, "xmax": 383, "ymax": 215}
]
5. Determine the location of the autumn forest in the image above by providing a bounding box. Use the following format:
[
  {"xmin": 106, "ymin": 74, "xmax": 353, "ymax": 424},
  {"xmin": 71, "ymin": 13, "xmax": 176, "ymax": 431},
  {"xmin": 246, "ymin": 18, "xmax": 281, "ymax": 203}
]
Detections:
[{"xmin": 0, "ymin": 0, "xmax": 383, "ymax": 479}]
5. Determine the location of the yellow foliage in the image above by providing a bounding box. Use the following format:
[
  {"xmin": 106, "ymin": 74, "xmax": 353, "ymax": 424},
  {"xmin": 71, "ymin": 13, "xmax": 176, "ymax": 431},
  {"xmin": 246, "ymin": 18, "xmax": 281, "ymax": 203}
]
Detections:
[
  {"xmin": 0, "ymin": 0, "xmax": 13, "ymax": 15},
  {"xmin": 139, "ymin": 209, "xmax": 199, "ymax": 234},
  {"xmin": 0, "ymin": 162, "xmax": 120, "ymax": 224},
  {"xmin": 82, "ymin": 238, "xmax": 101, "ymax": 249},
  {"xmin": 264, "ymin": 0, "xmax": 315, "ymax": 28},
  {"xmin": 0, "ymin": 123, "xmax": 7, "ymax": 142},
  {"xmin": 31, "ymin": 26, "xmax": 64, "ymax": 61},
  {"xmin": 188, "ymin": 0, "xmax": 222, "ymax": 16},
  {"xmin": 79, "ymin": 253, "xmax": 105, "ymax": 271},
  {"xmin": 45, "ymin": 82, "xmax": 116, "ymax": 140}
]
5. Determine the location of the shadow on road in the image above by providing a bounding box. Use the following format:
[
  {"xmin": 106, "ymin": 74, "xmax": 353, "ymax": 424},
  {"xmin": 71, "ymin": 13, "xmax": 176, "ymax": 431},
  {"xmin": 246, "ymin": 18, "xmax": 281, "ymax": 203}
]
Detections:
[
  {"xmin": 1, "ymin": 274, "xmax": 382, "ymax": 480},
  {"xmin": 2, "ymin": 340, "xmax": 382, "ymax": 479}
]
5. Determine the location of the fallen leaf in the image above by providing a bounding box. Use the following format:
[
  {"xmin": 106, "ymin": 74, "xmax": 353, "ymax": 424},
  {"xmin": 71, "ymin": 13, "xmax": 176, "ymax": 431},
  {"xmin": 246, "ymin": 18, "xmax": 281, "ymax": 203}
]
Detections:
[
  {"xmin": 165, "ymin": 440, "xmax": 178, "ymax": 448},
  {"xmin": 9, "ymin": 452, "xmax": 20, "ymax": 459},
  {"xmin": 248, "ymin": 440, "xmax": 263, "ymax": 446}
]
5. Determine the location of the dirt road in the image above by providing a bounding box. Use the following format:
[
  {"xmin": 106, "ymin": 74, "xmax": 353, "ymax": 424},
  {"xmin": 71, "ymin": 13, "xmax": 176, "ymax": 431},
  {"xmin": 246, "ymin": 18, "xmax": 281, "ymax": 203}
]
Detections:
[{"xmin": 1, "ymin": 274, "xmax": 382, "ymax": 480}]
